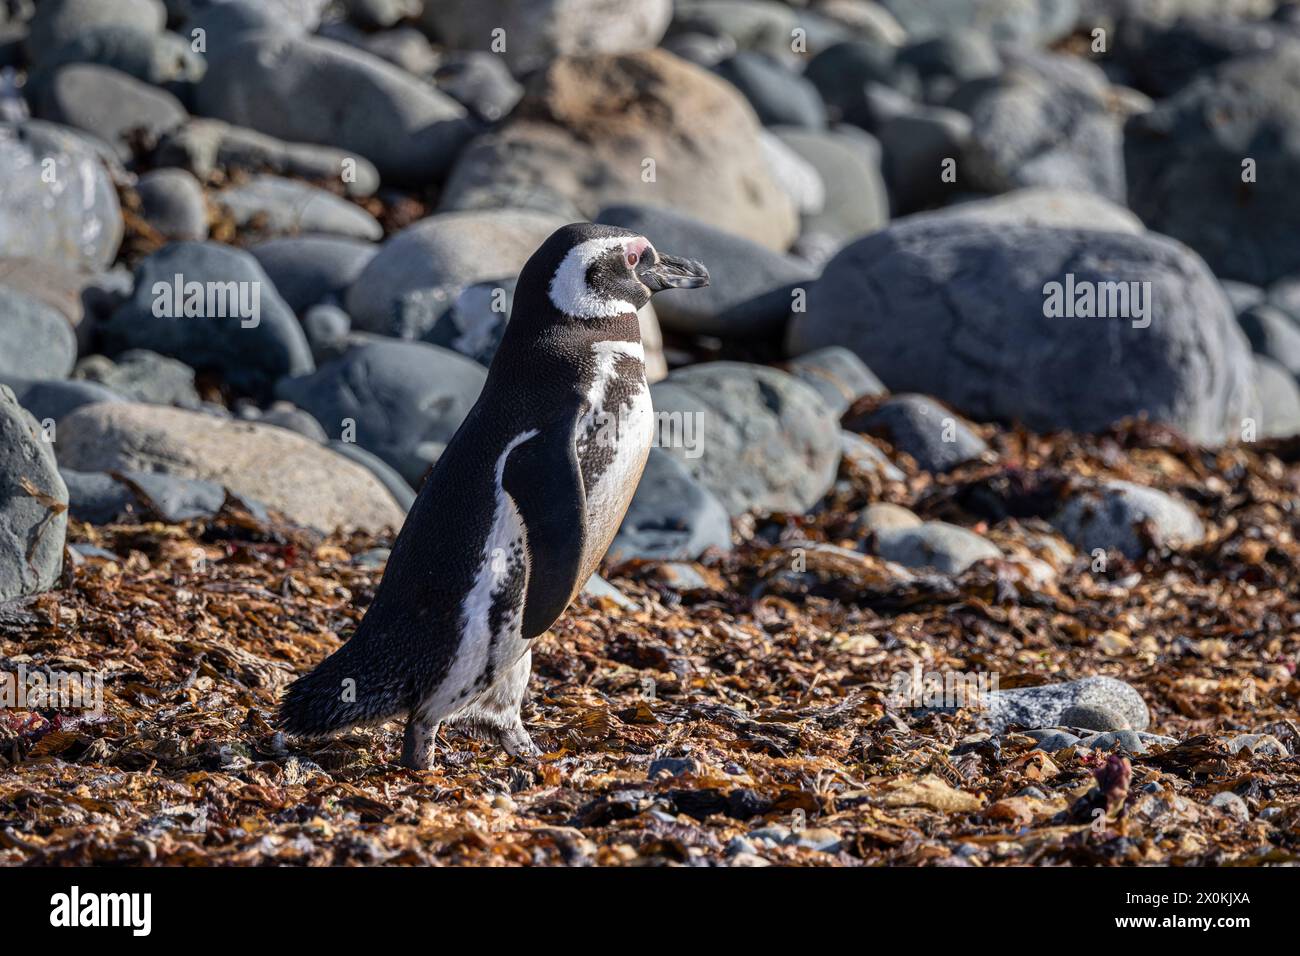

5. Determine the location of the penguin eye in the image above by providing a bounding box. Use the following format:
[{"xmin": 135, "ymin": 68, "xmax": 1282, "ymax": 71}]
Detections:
[{"xmin": 625, "ymin": 251, "xmax": 639, "ymax": 268}]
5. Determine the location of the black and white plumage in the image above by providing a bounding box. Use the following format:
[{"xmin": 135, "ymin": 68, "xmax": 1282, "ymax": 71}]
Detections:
[{"xmin": 279, "ymin": 222, "xmax": 709, "ymax": 768}]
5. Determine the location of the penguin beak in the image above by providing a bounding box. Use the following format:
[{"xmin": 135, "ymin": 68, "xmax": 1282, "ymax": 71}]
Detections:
[{"xmin": 639, "ymin": 253, "xmax": 710, "ymax": 292}]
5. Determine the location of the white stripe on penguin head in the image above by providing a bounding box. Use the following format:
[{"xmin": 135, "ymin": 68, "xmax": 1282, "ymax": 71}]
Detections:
[{"xmin": 548, "ymin": 236, "xmax": 639, "ymax": 319}]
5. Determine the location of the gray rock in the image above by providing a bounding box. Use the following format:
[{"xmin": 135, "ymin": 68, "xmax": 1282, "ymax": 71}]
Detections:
[
  {"xmin": 936, "ymin": 187, "xmax": 1145, "ymax": 235},
  {"xmin": 1210, "ymin": 791, "xmax": 1250, "ymax": 822},
  {"xmin": 1115, "ymin": 13, "xmax": 1296, "ymax": 99},
  {"xmin": 33, "ymin": 64, "xmax": 187, "ymax": 158},
  {"xmin": 344, "ymin": 0, "xmax": 423, "ymax": 30},
  {"xmin": 1052, "ymin": 479, "xmax": 1204, "ymax": 560},
  {"xmin": 73, "ymin": 350, "xmax": 201, "ymax": 408},
  {"xmin": 327, "ymin": 439, "xmax": 415, "ymax": 512},
  {"xmin": 803, "ymin": 40, "xmax": 900, "ymax": 128},
  {"xmin": 1125, "ymin": 48, "xmax": 1300, "ymax": 286},
  {"xmin": 877, "ymin": 105, "xmax": 971, "ymax": 214},
  {"xmin": 100, "ymin": 242, "xmax": 314, "ymax": 398},
  {"xmin": 949, "ymin": 51, "xmax": 1124, "ymax": 203},
  {"xmin": 186, "ymin": 0, "xmax": 331, "ymax": 38},
  {"xmin": 183, "ymin": 0, "xmax": 292, "ymax": 48},
  {"xmin": 784, "ymin": 346, "xmax": 886, "ymax": 416},
  {"xmin": 28, "ymin": 26, "xmax": 206, "ymax": 90},
  {"xmin": 850, "ymin": 395, "xmax": 987, "ymax": 473},
  {"xmin": 1221, "ymin": 280, "xmax": 1265, "ymax": 317},
  {"xmin": 215, "ymin": 176, "xmax": 382, "ymax": 241},
  {"xmin": 878, "ymin": 0, "xmax": 1079, "ymax": 47},
  {"xmin": 346, "ymin": 209, "xmax": 562, "ymax": 333},
  {"xmin": 790, "ymin": 219, "xmax": 1259, "ymax": 446},
  {"xmin": 841, "ymin": 433, "xmax": 906, "ymax": 480},
  {"xmin": 26, "ymin": 0, "xmax": 166, "ymax": 63},
  {"xmin": 0, "ymin": 120, "xmax": 124, "ymax": 271},
  {"xmin": 1060, "ymin": 703, "xmax": 1130, "ymax": 731},
  {"xmin": 582, "ymin": 574, "xmax": 637, "ymax": 610},
  {"xmin": 1253, "ymin": 356, "xmax": 1300, "ymax": 438},
  {"xmin": 354, "ymin": 26, "xmax": 439, "ymax": 78},
  {"xmin": 1226, "ymin": 733, "xmax": 1289, "ymax": 758},
  {"xmin": 607, "ymin": 447, "xmax": 733, "ymax": 563},
  {"xmin": 1239, "ymin": 304, "xmax": 1300, "ymax": 377},
  {"xmin": 874, "ymin": 521, "xmax": 1001, "ymax": 574},
  {"xmin": 302, "ymin": 304, "xmax": 352, "ymax": 364},
  {"xmin": 597, "ymin": 204, "xmax": 816, "ymax": 339},
  {"xmin": 650, "ymin": 362, "xmax": 841, "ymax": 516},
  {"xmin": 669, "ymin": 0, "xmax": 802, "ymax": 60},
  {"xmin": 253, "ymin": 401, "xmax": 327, "ymax": 443},
  {"xmin": 1078, "ymin": 730, "xmax": 1154, "ymax": 754},
  {"xmin": 0, "ymin": 386, "xmax": 67, "ymax": 601},
  {"xmin": 157, "ymin": 119, "xmax": 381, "ymax": 198},
  {"xmin": 433, "ymin": 52, "xmax": 523, "ymax": 123},
  {"xmin": 896, "ymin": 33, "xmax": 1002, "ymax": 103},
  {"xmin": 2, "ymin": 378, "xmax": 125, "ymax": 424},
  {"xmin": 136, "ymin": 168, "xmax": 208, "ymax": 241},
  {"xmin": 648, "ymin": 756, "xmax": 699, "ymax": 779},
  {"xmin": 714, "ymin": 52, "xmax": 827, "ymax": 128},
  {"xmin": 275, "ymin": 339, "xmax": 487, "ymax": 487},
  {"xmin": 416, "ymin": 279, "xmax": 513, "ymax": 360},
  {"xmin": 249, "ymin": 236, "xmax": 377, "ymax": 316},
  {"xmin": 1025, "ymin": 729, "xmax": 1082, "ymax": 752},
  {"xmin": 772, "ymin": 126, "xmax": 890, "ymax": 245},
  {"xmin": 60, "ymin": 467, "xmax": 136, "ymax": 524},
  {"xmin": 857, "ymin": 502, "xmax": 920, "ymax": 535},
  {"xmin": 115, "ymin": 469, "xmax": 232, "ymax": 522},
  {"xmin": 759, "ymin": 130, "xmax": 825, "ymax": 217},
  {"xmin": 196, "ymin": 32, "xmax": 474, "ymax": 183},
  {"xmin": 420, "ymin": 0, "xmax": 672, "ymax": 73},
  {"xmin": 0, "ymin": 286, "xmax": 77, "ymax": 380},
  {"xmin": 981, "ymin": 676, "xmax": 1150, "ymax": 734},
  {"xmin": 54, "ymin": 402, "xmax": 405, "ymax": 533}
]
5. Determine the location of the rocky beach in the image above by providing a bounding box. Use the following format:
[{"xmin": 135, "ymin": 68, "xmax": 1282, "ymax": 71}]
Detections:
[{"xmin": 0, "ymin": 0, "xmax": 1298, "ymax": 869}]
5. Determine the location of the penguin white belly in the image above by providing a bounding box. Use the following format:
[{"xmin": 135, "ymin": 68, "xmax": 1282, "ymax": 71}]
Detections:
[
  {"xmin": 576, "ymin": 340, "xmax": 655, "ymax": 581},
  {"xmin": 421, "ymin": 430, "xmax": 536, "ymax": 719}
]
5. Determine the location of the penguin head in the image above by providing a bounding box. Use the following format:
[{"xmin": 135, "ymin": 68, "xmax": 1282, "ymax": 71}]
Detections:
[{"xmin": 527, "ymin": 222, "xmax": 710, "ymax": 321}]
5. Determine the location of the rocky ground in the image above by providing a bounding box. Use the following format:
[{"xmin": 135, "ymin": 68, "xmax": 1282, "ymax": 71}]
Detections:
[{"xmin": 1, "ymin": 0, "xmax": 1300, "ymax": 866}]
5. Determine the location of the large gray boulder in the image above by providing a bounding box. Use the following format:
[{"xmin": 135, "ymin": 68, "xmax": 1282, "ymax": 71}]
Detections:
[
  {"xmin": 1126, "ymin": 48, "xmax": 1300, "ymax": 286},
  {"xmin": 789, "ymin": 218, "xmax": 1258, "ymax": 446},
  {"xmin": 650, "ymin": 362, "xmax": 841, "ymax": 516},
  {"xmin": 55, "ymin": 402, "xmax": 405, "ymax": 533},
  {"xmin": 0, "ymin": 386, "xmax": 68, "ymax": 602},
  {"xmin": 195, "ymin": 32, "xmax": 475, "ymax": 183},
  {"xmin": 99, "ymin": 242, "xmax": 314, "ymax": 398},
  {"xmin": 420, "ymin": 0, "xmax": 673, "ymax": 74},
  {"xmin": 0, "ymin": 121, "xmax": 123, "ymax": 271},
  {"xmin": 275, "ymin": 340, "xmax": 487, "ymax": 487}
]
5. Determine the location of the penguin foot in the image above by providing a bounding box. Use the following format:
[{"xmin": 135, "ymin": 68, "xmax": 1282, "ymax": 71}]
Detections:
[
  {"xmin": 401, "ymin": 715, "xmax": 439, "ymax": 770},
  {"xmin": 497, "ymin": 725, "xmax": 541, "ymax": 759}
]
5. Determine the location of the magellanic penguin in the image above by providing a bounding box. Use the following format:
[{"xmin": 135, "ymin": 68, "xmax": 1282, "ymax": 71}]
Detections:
[{"xmin": 279, "ymin": 223, "xmax": 709, "ymax": 768}]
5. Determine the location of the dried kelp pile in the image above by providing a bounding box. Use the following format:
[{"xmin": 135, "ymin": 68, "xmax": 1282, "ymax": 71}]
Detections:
[{"xmin": 2, "ymin": 420, "xmax": 1298, "ymax": 866}]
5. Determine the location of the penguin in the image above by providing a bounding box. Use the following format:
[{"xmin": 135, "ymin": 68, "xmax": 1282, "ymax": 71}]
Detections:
[{"xmin": 279, "ymin": 222, "xmax": 709, "ymax": 768}]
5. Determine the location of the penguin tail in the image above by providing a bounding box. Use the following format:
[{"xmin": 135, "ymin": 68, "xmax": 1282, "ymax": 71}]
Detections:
[{"xmin": 278, "ymin": 638, "xmax": 405, "ymax": 738}]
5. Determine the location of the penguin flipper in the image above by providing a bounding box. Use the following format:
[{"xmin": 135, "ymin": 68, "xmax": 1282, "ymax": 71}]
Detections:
[{"xmin": 502, "ymin": 423, "xmax": 587, "ymax": 639}]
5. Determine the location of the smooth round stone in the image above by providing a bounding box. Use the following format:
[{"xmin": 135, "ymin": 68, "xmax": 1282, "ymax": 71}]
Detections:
[
  {"xmin": 981, "ymin": 676, "xmax": 1150, "ymax": 735},
  {"xmin": 1060, "ymin": 703, "xmax": 1131, "ymax": 732},
  {"xmin": 770, "ymin": 126, "xmax": 889, "ymax": 246},
  {"xmin": 784, "ymin": 346, "xmax": 886, "ymax": 416},
  {"xmin": 849, "ymin": 395, "xmax": 987, "ymax": 473},
  {"xmin": 2, "ymin": 378, "xmax": 125, "ymax": 423},
  {"xmin": 1052, "ymin": 480, "xmax": 1204, "ymax": 560},
  {"xmin": 714, "ymin": 52, "xmax": 827, "ymax": 128},
  {"xmin": 874, "ymin": 521, "xmax": 1001, "ymax": 574},
  {"xmin": 33, "ymin": 64, "xmax": 188, "ymax": 158},
  {"xmin": 1239, "ymin": 303, "xmax": 1300, "ymax": 376},
  {"xmin": 1253, "ymin": 356, "xmax": 1300, "ymax": 439},
  {"xmin": 249, "ymin": 236, "xmax": 377, "ymax": 316},
  {"xmin": 136, "ymin": 168, "xmax": 209, "ymax": 241},
  {"xmin": 857, "ymin": 502, "xmax": 920, "ymax": 535},
  {"xmin": 215, "ymin": 176, "xmax": 382, "ymax": 241},
  {"xmin": 100, "ymin": 241, "xmax": 314, "ymax": 398},
  {"xmin": 274, "ymin": 339, "xmax": 487, "ymax": 487},
  {"xmin": 0, "ymin": 121, "xmax": 124, "ymax": 271},
  {"xmin": 26, "ymin": 0, "xmax": 166, "ymax": 63},
  {"xmin": 302, "ymin": 304, "xmax": 352, "ymax": 364},
  {"xmin": 651, "ymin": 362, "xmax": 842, "ymax": 517},
  {"xmin": 433, "ymin": 52, "xmax": 523, "ymax": 123},
  {"xmin": 840, "ymin": 432, "xmax": 905, "ymax": 481},
  {"xmin": 73, "ymin": 350, "xmax": 201, "ymax": 408},
  {"xmin": 0, "ymin": 286, "xmax": 77, "ymax": 380}
]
